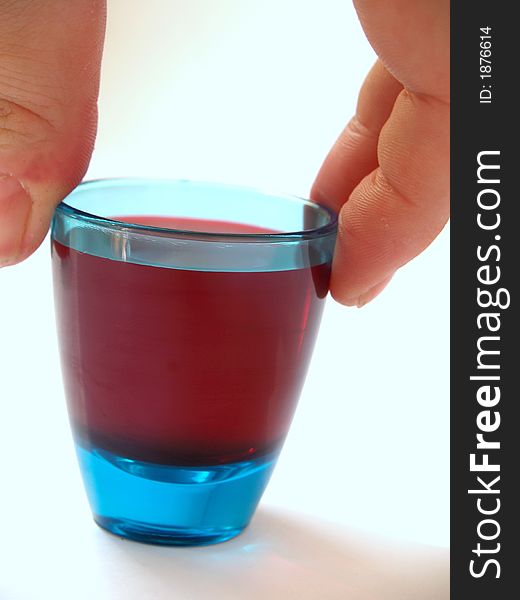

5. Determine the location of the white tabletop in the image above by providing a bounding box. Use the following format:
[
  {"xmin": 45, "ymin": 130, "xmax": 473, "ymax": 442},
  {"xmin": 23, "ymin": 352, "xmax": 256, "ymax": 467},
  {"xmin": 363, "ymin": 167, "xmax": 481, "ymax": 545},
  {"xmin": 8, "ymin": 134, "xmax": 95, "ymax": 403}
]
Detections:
[
  {"xmin": 0, "ymin": 2, "xmax": 449, "ymax": 597},
  {"xmin": 2, "ymin": 503, "xmax": 448, "ymax": 600}
]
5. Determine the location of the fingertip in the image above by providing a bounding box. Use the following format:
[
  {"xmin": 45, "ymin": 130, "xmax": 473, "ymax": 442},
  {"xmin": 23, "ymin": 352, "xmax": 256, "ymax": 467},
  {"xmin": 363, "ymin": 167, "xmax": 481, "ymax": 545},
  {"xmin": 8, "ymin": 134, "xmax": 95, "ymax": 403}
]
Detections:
[
  {"xmin": 328, "ymin": 199, "xmax": 398, "ymax": 306},
  {"xmin": 330, "ymin": 269, "xmax": 394, "ymax": 307},
  {"xmin": 355, "ymin": 274, "xmax": 394, "ymax": 307},
  {"xmin": 19, "ymin": 185, "xmax": 63, "ymax": 264},
  {"xmin": 0, "ymin": 174, "xmax": 32, "ymax": 266},
  {"xmin": 0, "ymin": 175, "xmax": 67, "ymax": 267}
]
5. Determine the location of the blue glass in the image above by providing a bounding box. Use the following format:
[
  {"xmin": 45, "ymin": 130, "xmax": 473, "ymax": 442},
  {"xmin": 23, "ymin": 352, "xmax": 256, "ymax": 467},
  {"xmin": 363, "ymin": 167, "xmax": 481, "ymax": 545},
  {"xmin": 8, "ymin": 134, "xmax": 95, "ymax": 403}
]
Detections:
[
  {"xmin": 76, "ymin": 444, "xmax": 277, "ymax": 545},
  {"xmin": 51, "ymin": 179, "xmax": 337, "ymax": 546}
]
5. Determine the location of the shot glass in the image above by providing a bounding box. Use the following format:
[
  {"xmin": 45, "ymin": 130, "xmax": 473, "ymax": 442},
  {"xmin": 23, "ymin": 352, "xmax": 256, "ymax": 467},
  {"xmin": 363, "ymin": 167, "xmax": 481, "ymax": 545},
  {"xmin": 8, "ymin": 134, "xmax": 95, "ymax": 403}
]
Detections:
[{"xmin": 51, "ymin": 179, "xmax": 337, "ymax": 545}]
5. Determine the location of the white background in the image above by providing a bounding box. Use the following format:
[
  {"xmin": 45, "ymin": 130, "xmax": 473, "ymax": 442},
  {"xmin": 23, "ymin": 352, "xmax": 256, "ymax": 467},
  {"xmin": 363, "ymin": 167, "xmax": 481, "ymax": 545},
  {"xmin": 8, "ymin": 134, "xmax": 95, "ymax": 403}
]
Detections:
[{"xmin": 0, "ymin": 1, "xmax": 449, "ymax": 598}]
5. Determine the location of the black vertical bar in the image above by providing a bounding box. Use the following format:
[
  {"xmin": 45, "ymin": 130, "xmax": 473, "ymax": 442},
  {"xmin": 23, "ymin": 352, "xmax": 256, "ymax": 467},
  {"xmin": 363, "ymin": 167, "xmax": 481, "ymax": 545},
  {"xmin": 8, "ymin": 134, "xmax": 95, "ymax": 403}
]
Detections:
[{"xmin": 451, "ymin": 2, "xmax": 519, "ymax": 597}]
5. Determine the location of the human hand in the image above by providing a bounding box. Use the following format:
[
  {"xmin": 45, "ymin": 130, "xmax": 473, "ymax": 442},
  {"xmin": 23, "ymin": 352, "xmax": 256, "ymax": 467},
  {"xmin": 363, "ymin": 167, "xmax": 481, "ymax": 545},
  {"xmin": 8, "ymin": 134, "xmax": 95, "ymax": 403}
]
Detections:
[
  {"xmin": 312, "ymin": 0, "xmax": 449, "ymax": 306},
  {"xmin": 1, "ymin": 0, "xmax": 449, "ymax": 301},
  {"xmin": 0, "ymin": 0, "xmax": 106, "ymax": 266}
]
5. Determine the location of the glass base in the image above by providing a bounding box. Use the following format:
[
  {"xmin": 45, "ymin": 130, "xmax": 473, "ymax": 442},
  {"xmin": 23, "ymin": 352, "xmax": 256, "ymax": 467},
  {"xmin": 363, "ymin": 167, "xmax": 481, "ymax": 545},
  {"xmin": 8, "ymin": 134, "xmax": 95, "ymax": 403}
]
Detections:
[{"xmin": 75, "ymin": 442, "xmax": 277, "ymax": 546}]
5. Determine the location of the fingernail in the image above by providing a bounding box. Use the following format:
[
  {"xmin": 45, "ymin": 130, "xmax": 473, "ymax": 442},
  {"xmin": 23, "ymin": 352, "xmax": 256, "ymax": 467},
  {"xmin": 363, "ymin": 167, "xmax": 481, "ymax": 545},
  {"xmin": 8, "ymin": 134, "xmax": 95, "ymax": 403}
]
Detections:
[
  {"xmin": 343, "ymin": 273, "xmax": 394, "ymax": 308},
  {"xmin": 0, "ymin": 174, "xmax": 32, "ymax": 266}
]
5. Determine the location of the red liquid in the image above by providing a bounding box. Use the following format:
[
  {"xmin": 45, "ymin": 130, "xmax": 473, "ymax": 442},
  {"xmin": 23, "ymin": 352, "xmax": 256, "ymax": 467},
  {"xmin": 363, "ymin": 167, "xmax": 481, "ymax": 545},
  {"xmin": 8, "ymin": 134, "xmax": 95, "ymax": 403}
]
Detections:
[
  {"xmin": 112, "ymin": 215, "xmax": 278, "ymax": 234},
  {"xmin": 53, "ymin": 217, "xmax": 330, "ymax": 466}
]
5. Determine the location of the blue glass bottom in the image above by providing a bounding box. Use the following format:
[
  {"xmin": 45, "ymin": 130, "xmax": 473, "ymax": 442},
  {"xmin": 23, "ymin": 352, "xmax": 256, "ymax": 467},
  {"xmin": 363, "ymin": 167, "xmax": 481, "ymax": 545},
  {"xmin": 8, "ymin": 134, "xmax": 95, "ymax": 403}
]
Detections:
[{"xmin": 75, "ymin": 442, "xmax": 278, "ymax": 546}]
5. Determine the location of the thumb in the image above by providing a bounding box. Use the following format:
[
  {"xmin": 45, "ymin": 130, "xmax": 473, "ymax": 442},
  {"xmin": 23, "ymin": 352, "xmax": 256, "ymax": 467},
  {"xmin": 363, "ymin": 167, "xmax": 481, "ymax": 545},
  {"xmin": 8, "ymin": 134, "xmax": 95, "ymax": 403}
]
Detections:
[{"xmin": 0, "ymin": 0, "xmax": 106, "ymax": 266}]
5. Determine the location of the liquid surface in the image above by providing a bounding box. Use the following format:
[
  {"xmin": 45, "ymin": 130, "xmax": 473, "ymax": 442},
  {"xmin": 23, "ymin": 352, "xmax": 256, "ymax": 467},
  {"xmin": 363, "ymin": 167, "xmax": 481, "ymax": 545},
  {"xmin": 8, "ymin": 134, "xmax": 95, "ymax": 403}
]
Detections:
[
  {"xmin": 112, "ymin": 215, "xmax": 279, "ymax": 234},
  {"xmin": 53, "ymin": 217, "xmax": 330, "ymax": 466}
]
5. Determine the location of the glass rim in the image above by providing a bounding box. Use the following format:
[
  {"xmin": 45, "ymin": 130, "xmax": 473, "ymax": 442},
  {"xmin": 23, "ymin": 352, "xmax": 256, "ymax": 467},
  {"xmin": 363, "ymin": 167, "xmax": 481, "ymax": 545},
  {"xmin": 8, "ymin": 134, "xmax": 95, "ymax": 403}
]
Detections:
[{"xmin": 56, "ymin": 178, "xmax": 338, "ymax": 242}]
